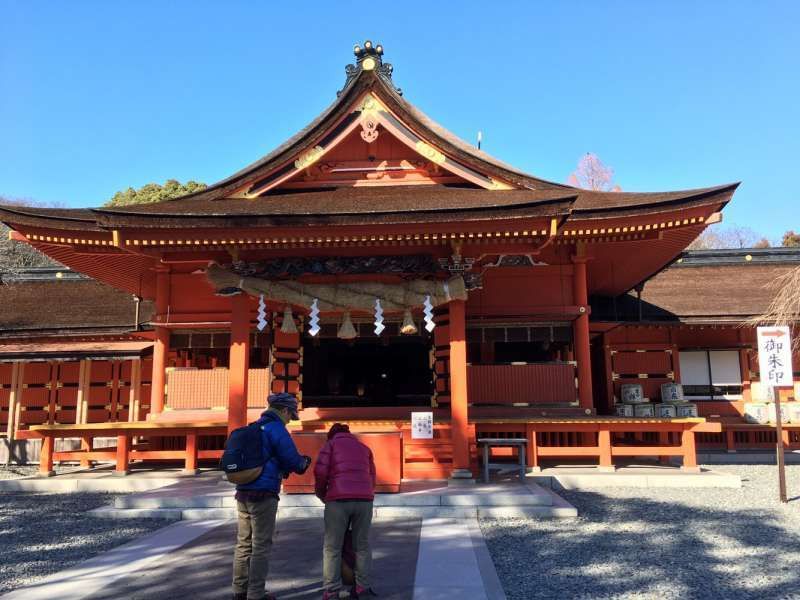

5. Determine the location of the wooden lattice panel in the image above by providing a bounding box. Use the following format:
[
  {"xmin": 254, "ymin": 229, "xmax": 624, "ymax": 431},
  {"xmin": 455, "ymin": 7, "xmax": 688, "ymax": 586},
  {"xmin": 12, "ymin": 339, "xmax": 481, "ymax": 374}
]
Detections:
[{"xmin": 166, "ymin": 368, "xmax": 272, "ymax": 410}]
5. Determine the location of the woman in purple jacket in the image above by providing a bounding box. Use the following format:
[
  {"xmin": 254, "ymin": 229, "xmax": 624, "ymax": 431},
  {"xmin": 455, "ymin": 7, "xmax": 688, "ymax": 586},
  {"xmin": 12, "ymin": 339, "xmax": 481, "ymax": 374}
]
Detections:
[{"xmin": 314, "ymin": 423, "xmax": 377, "ymax": 599}]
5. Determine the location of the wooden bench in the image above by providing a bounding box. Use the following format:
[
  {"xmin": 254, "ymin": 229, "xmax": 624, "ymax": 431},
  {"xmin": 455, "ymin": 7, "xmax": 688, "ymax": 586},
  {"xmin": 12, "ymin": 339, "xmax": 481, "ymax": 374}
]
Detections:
[
  {"xmin": 18, "ymin": 421, "xmax": 228, "ymax": 476},
  {"xmin": 474, "ymin": 417, "xmax": 721, "ymax": 472}
]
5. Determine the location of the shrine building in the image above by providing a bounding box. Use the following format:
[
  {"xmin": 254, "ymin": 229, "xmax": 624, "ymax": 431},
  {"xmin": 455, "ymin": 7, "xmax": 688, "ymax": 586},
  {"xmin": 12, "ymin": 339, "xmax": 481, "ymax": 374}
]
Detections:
[{"xmin": 1, "ymin": 42, "xmax": 796, "ymax": 482}]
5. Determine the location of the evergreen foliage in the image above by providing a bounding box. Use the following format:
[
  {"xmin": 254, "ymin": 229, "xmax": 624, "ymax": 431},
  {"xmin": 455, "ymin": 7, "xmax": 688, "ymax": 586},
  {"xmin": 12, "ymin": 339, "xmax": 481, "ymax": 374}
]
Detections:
[{"xmin": 104, "ymin": 179, "xmax": 206, "ymax": 207}]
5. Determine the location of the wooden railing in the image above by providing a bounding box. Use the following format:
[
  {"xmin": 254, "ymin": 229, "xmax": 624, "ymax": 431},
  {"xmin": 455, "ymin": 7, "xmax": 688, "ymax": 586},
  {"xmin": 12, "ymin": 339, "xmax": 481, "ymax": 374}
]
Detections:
[
  {"xmin": 166, "ymin": 368, "xmax": 271, "ymax": 410},
  {"xmin": 467, "ymin": 363, "xmax": 577, "ymax": 405}
]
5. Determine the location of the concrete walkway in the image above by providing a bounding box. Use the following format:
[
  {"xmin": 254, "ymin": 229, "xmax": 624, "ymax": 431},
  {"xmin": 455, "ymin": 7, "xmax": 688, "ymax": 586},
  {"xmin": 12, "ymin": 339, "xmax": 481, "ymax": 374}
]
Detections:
[
  {"xmin": 1, "ymin": 512, "xmax": 506, "ymax": 599},
  {"xmin": 414, "ymin": 518, "xmax": 506, "ymax": 600}
]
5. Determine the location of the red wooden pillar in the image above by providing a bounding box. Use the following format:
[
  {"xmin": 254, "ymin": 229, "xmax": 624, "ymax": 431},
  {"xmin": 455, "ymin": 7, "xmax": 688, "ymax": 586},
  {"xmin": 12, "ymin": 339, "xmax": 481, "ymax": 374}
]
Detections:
[
  {"xmin": 185, "ymin": 433, "xmax": 198, "ymax": 474},
  {"xmin": 39, "ymin": 435, "xmax": 55, "ymax": 476},
  {"xmin": 228, "ymin": 293, "xmax": 251, "ymax": 434},
  {"xmin": 681, "ymin": 428, "xmax": 699, "ymax": 472},
  {"xmin": 150, "ymin": 269, "xmax": 170, "ymax": 415},
  {"xmin": 598, "ymin": 429, "xmax": 614, "ymax": 471},
  {"xmin": 115, "ymin": 434, "xmax": 130, "ymax": 475},
  {"xmin": 448, "ymin": 299, "xmax": 471, "ymax": 478},
  {"xmin": 572, "ymin": 253, "xmax": 594, "ymax": 412}
]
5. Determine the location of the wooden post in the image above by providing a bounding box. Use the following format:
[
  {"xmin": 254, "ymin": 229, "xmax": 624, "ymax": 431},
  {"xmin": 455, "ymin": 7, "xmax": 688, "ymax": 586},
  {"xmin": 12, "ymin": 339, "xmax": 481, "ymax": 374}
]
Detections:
[
  {"xmin": 150, "ymin": 269, "xmax": 170, "ymax": 416},
  {"xmin": 129, "ymin": 359, "xmax": 142, "ymax": 423},
  {"xmin": 150, "ymin": 328, "xmax": 169, "ymax": 415},
  {"xmin": 39, "ymin": 434, "xmax": 54, "ymax": 476},
  {"xmin": 448, "ymin": 299, "xmax": 472, "ymax": 478},
  {"xmin": 774, "ymin": 385, "xmax": 788, "ymax": 503},
  {"xmin": 115, "ymin": 434, "xmax": 130, "ymax": 475},
  {"xmin": 526, "ymin": 424, "xmax": 540, "ymax": 472},
  {"xmin": 6, "ymin": 362, "xmax": 21, "ymax": 442},
  {"xmin": 47, "ymin": 361, "xmax": 58, "ymax": 424},
  {"xmin": 572, "ymin": 251, "xmax": 594, "ymax": 412},
  {"xmin": 185, "ymin": 433, "xmax": 198, "ymax": 474},
  {"xmin": 598, "ymin": 429, "xmax": 614, "ymax": 471},
  {"xmin": 229, "ymin": 293, "xmax": 251, "ymax": 434},
  {"xmin": 80, "ymin": 435, "xmax": 92, "ymax": 468},
  {"xmin": 680, "ymin": 429, "xmax": 699, "ymax": 472},
  {"xmin": 76, "ymin": 359, "xmax": 91, "ymax": 424},
  {"xmin": 726, "ymin": 429, "xmax": 737, "ymax": 453}
]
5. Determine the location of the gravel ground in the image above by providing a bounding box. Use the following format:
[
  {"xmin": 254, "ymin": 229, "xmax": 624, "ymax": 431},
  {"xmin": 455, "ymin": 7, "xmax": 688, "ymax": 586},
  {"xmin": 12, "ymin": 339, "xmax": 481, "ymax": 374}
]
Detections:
[
  {"xmin": 0, "ymin": 465, "xmax": 85, "ymax": 479},
  {"xmin": 480, "ymin": 465, "xmax": 800, "ymax": 600},
  {"xmin": 0, "ymin": 491, "xmax": 177, "ymax": 594}
]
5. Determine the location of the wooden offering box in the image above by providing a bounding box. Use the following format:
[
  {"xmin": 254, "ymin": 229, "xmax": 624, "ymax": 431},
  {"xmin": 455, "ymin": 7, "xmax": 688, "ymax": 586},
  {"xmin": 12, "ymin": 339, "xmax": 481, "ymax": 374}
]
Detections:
[{"xmin": 283, "ymin": 431, "xmax": 402, "ymax": 494}]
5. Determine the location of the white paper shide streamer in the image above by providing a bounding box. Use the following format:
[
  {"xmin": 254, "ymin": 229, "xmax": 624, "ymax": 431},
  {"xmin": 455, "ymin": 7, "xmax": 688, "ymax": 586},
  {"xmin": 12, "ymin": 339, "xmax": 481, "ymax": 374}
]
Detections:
[
  {"xmin": 423, "ymin": 295, "xmax": 435, "ymax": 332},
  {"xmin": 257, "ymin": 294, "xmax": 268, "ymax": 331},
  {"xmin": 308, "ymin": 298, "xmax": 320, "ymax": 337},
  {"xmin": 374, "ymin": 298, "xmax": 385, "ymax": 335}
]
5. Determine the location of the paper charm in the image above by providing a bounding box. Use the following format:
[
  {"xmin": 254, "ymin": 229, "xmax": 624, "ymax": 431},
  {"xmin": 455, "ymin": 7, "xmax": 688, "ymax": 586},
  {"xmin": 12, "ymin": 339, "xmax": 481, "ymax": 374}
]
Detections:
[
  {"xmin": 423, "ymin": 295, "xmax": 435, "ymax": 332},
  {"xmin": 257, "ymin": 294, "xmax": 268, "ymax": 331},
  {"xmin": 374, "ymin": 298, "xmax": 385, "ymax": 335},
  {"xmin": 308, "ymin": 298, "xmax": 320, "ymax": 337}
]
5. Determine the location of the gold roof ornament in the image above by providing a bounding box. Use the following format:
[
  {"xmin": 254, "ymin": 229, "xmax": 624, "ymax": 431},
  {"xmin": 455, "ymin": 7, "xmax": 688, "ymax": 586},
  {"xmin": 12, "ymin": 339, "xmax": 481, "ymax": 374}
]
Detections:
[{"xmin": 340, "ymin": 40, "xmax": 401, "ymax": 96}]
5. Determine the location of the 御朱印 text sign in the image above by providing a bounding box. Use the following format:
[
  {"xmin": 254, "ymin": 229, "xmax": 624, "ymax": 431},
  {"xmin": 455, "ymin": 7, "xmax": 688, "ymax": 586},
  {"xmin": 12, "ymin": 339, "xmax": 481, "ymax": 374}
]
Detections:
[{"xmin": 756, "ymin": 326, "xmax": 793, "ymax": 395}]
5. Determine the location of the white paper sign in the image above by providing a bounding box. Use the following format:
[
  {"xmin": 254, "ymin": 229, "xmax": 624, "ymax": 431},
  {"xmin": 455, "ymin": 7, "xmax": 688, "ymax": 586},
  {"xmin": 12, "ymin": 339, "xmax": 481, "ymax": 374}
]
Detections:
[
  {"xmin": 411, "ymin": 411, "xmax": 433, "ymax": 439},
  {"xmin": 757, "ymin": 326, "xmax": 794, "ymax": 398}
]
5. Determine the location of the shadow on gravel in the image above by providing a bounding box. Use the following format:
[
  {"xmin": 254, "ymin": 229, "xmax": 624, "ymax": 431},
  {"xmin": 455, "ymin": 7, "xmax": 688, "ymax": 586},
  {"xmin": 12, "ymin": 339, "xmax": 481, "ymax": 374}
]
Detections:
[
  {"xmin": 0, "ymin": 492, "xmax": 174, "ymax": 595},
  {"xmin": 482, "ymin": 492, "xmax": 800, "ymax": 600}
]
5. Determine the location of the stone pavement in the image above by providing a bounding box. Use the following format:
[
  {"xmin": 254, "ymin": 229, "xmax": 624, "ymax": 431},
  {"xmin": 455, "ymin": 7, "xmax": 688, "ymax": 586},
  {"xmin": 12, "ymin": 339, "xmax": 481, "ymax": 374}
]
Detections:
[
  {"xmin": 1, "ymin": 511, "xmax": 512, "ymax": 599},
  {"xmin": 83, "ymin": 516, "xmax": 421, "ymax": 600}
]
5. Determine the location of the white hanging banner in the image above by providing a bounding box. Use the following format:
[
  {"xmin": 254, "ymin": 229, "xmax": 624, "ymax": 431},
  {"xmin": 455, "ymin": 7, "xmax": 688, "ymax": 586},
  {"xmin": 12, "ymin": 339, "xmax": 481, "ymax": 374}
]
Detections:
[
  {"xmin": 757, "ymin": 326, "xmax": 793, "ymax": 399},
  {"xmin": 411, "ymin": 411, "xmax": 433, "ymax": 439}
]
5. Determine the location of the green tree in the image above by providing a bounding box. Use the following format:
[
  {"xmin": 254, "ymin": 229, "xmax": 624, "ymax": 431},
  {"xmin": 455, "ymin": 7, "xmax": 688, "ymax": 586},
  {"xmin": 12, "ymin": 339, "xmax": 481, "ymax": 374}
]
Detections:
[
  {"xmin": 781, "ymin": 230, "xmax": 800, "ymax": 247},
  {"xmin": 104, "ymin": 179, "xmax": 206, "ymax": 207}
]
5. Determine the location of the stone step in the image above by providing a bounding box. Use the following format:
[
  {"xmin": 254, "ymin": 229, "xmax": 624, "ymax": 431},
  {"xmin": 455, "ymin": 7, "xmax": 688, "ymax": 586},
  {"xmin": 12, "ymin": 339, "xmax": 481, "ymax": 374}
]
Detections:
[
  {"xmin": 91, "ymin": 502, "xmax": 577, "ymax": 521},
  {"xmin": 114, "ymin": 483, "xmax": 554, "ymax": 509}
]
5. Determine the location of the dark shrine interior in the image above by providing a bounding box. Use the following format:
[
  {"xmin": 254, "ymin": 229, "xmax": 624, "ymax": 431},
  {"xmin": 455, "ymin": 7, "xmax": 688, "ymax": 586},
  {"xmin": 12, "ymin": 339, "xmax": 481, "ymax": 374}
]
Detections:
[{"xmin": 301, "ymin": 337, "xmax": 433, "ymax": 407}]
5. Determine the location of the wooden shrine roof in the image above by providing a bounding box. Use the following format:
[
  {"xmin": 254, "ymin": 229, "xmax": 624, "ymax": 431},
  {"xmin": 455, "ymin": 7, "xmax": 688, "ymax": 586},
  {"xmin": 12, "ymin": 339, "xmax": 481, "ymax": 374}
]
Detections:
[
  {"xmin": 0, "ymin": 183, "xmax": 737, "ymax": 231},
  {"xmin": 0, "ymin": 42, "xmax": 737, "ymax": 231},
  {"xmin": 592, "ymin": 248, "xmax": 800, "ymax": 323},
  {"xmin": 0, "ymin": 269, "xmax": 152, "ymax": 338}
]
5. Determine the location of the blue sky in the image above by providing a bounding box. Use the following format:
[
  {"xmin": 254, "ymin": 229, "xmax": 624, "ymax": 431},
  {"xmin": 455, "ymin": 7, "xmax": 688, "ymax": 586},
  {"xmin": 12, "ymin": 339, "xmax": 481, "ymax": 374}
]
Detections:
[{"xmin": 1, "ymin": 1, "xmax": 798, "ymax": 241}]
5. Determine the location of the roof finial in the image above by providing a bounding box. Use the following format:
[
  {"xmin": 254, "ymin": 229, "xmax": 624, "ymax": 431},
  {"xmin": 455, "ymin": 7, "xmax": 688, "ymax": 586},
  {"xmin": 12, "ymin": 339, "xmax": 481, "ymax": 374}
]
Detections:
[{"xmin": 339, "ymin": 39, "xmax": 401, "ymax": 97}]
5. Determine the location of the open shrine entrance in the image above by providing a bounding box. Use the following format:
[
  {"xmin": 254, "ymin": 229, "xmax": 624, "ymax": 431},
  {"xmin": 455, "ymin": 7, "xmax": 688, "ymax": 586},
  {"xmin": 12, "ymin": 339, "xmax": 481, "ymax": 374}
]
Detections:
[{"xmin": 301, "ymin": 329, "xmax": 434, "ymax": 408}]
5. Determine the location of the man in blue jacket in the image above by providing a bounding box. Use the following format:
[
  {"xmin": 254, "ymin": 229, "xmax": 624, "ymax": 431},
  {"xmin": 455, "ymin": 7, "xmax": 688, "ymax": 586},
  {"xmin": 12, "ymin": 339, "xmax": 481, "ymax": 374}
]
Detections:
[{"xmin": 232, "ymin": 393, "xmax": 311, "ymax": 600}]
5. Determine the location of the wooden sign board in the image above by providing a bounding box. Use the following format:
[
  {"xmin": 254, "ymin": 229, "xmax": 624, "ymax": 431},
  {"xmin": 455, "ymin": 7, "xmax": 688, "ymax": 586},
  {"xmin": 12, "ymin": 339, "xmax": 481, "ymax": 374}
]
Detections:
[{"xmin": 757, "ymin": 326, "xmax": 793, "ymax": 398}]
